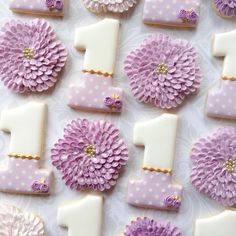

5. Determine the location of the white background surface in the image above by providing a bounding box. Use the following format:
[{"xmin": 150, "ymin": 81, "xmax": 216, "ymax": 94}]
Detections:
[{"xmin": 0, "ymin": 0, "xmax": 235, "ymax": 235}]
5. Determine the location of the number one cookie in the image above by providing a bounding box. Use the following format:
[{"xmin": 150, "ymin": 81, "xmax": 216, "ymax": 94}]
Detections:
[
  {"xmin": 0, "ymin": 102, "xmax": 52, "ymax": 195},
  {"xmin": 206, "ymin": 29, "xmax": 236, "ymax": 119},
  {"xmin": 68, "ymin": 19, "xmax": 123, "ymax": 113},
  {"xmin": 58, "ymin": 195, "xmax": 103, "ymax": 236},
  {"xmin": 194, "ymin": 211, "xmax": 236, "ymax": 236},
  {"xmin": 127, "ymin": 114, "xmax": 182, "ymax": 211}
]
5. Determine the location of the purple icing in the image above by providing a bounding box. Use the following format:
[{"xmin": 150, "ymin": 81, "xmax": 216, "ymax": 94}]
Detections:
[
  {"xmin": 124, "ymin": 217, "xmax": 182, "ymax": 236},
  {"xmin": 0, "ymin": 19, "xmax": 67, "ymax": 93},
  {"xmin": 178, "ymin": 9, "xmax": 199, "ymax": 24},
  {"xmin": 40, "ymin": 184, "xmax": 49, "ymax": 193},
  {"xmin": 104, "ymin": 96, "xmax": 123, "ymax": 111},
  {"xmin": 104, "ymin": 97, "xmax": 115, "ymax": 107},
  {"xmin": 124, "ymin": 34, "xmax": 202, "ymax": 109},
  {"xmin": 164, "ymin": 196, "xmax": 181, "ymax": 210},
  {"xmin": 191, "ymin": 127, "xmax": 236, "ymax": 207},
  {"xmin": 54, "ymin": 0, "xmax": 64, "ymax": 10},
  {"xmin": 214, "ymin": 0, "xmax": 236, "ymax": 17},
  {"xmin": 31, "ymin": 181, "xmax": 41, "ymax": 192},
  {"xmin": 46, "ymin": 0, "xmax": 55, "ymax": 7},
  {"xmin": 51, "ymin": 119, "xmax": 129, "ymax": 192}
]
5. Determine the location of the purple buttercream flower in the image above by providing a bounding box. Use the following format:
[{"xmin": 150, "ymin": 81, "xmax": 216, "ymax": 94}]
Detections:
[
  {"xmin": 214, "ymin": 0, "xmax": 236, "ymax": 17},
  {"xmin": 124, "ymin": 34, "xmax": 202, "ymax": 109},
  {"xmin": 31, "ymin": 181, "xmax": 41, "ymax": 192},
  {"xmin": 178, "ymin": 9, "xmax": 187, "ymax": 18},
  {"xmin": 54, "ymin": 0, "xmax": 64, "ymax": 10},
  {"xmin": 191, "ymin": 127, "xmax": 236, "ymax": 207},
  {"xmin": 124, "ymin": 217, "xmax": 182, "ymax": 236},
  {"xmin": 164, "ymin": 196, "xmax": 181, "ymax": 210},
  {"xmin": 114, "ymin": 100, "xmax": 122, "ymax": 109},
  {"xmin": 0, "ymin": 19, "xmax": 67, "ymax": 93},
  {"xmin": 51, "ymin": 119, "xmax": 129, "ymax": 192},
  {"xmin": 40, "ymin": 184, "xmax": 49, "ymax": 193},
  {"xmin": 104, "ymin": 97, "xmax": 114, "ymax": 107},
  {"xmin": 46, "ymin": 0, "xmax": 55, "ymax": 7}
]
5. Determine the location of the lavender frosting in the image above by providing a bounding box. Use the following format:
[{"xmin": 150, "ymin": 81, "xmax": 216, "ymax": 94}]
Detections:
[{"xmin": 214, "ymin": 0, "xmax": 236, "ymax": 17}]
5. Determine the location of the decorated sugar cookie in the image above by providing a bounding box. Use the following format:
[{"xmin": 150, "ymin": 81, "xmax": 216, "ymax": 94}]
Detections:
[
  {"xmin": 213, "ymin": 0, "xmax": 236, "ymax": 18},
  {"xmin": 191, "ymin": 127, "xmax": 236, "ymax": 207},
  {"xmin": 83, "ymin": 0, "xmax": 137, "ymax": 13},
  {"xmin": 58, "ymin": 195, "xmax": 103, "ymax": 236},
  {"xmin": 0, "ymin": 19, "xmax": 67, "ymax": 94},
  {"xmin": 0, "ymin": 205, "xmax": 45, "ymax": 236},
  {"xmin": 194, "ymin": 211, "xmax": 236, "ymax": 236},
  {"xmin": 143, "ymin": 0, "xmax": 200, "ymax": 27},
  {"xmin": 127, "ymin": 114, "xmax": 182, "ymax": 211},
  {"xmin": 0, "ymin": 102, "xmax": 52, "ymax": 195},
  {"xmin": 10, "ymin": 0, "xmax": 65, "ymax": 16},
  {"xmin": 124, "ymin": 34, "xmax": 202, "ymax": 109},
  {"xmin": 123, "ymin": 217, "xmax": 182, "ymax": 236},
  {"xmin": 51, "ymin": 118, "xmax": 128, "ymax": 192},
  {"xmin": 206, "ymin": 29, "xmax": 236, "ymax": 119},
  {"xmin": 68, "ymin": 19, "xmax": 123, "ymax": 113}
]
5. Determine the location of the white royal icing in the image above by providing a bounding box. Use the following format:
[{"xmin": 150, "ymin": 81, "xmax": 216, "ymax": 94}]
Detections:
[
  {"xmin": 194, "ymin": 210, "xmax": 236, "ymax": 236},
  {"xmin": 58, "ymin": 195, "xmax": 103, "ymax": 236},
  {"xmin": 213, "ymin": 29, "xmax": 236, "ymax": 78},
  {"xmin": 0, "ymin": 102, "xmax": 46, "ymax": 157},
  {"xmin": 74, "ymin": 18, "xmax": 119, "ymax": 74},
  {"xmin": 133, "ymin": 114, "xmax": 178, "ymax": 170}
]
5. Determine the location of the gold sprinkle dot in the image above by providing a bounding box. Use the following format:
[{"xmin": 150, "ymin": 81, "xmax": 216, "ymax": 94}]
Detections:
[
  {"xmin": 224, "ymin": 159, "xmax": 236, "ymax": 172},
  {"xmin": 84, "ymin": 145, "xmax": 96, "ymax": 157},
  {"xmin": 156, "ymin": 63, "xmax": 168, "ymax": 75}
]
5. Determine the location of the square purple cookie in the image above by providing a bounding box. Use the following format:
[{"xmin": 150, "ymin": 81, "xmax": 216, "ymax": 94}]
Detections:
[{"xmin": 143, "ymin": 0, "xmax": 200, "ymax": 27}]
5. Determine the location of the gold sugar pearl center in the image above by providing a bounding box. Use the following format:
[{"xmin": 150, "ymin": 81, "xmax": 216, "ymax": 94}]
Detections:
[
  {"xmin": 84, "ymin": 145, "xmax": 96, "ymax": 157},
  {"xmin": 224, "ymin": 159, "xmax": 236, "ymax": 172},
  {"xmin": 156, "ymin": 63, "xmax": 168, "ymax": 75},
  {"xmin": 23, "ymin": 47, "xmax": 34, "ymax": 59}
]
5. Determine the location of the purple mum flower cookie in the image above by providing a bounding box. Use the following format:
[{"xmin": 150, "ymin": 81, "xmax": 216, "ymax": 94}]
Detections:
[
  {"xmin": 124, "ymin": 217, "xmax": 182, "ymax": 236},
  {"xmin": 51, "ymin": 118, "xmax": 129, "ymax": 192},
  {"xmin": 0, "ymin": 19, "xmax": 67, "ymax": 93},
  {"xmin": 124, "ymin": 34, "xmax": 202, "ymax": 109},
  {"xmin": 213, "ymin": 0, "xmax": 236, "ymax": 18},
  {"xmin": 191, "ymin": 127, "xmax": 236, "ymax": 206}
]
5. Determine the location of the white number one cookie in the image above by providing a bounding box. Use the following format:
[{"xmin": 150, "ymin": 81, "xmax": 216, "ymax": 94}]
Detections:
[
  {"xmin": 206, "ymin": 29, "xmax": 236, "ymax": 119},
  {"xmin": 68, "ymin": 19, "xmax": 123, "ymax": 113},
  {"xmin": 127, "ymin": 114, "xmax": 182, "ymax": 211},
  {"xmin": 58, "ymin": 195, "xmax": 103, "ymax": 236},
  {"xmin": 0, "ymin": 102, "xmax": 52, "ymax": 194},
  {"xmin": 194, "ymin": 211, "xmax": 236, "ymax": 236}
]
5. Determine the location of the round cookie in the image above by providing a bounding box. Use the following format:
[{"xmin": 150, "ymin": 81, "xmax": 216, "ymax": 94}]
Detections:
[
  {"xmin": 213, "ymin": 0, "xmax": 236, "ymax": 18},
  {"xmin": 51, "ymin": 118, "xmax": 128, "ymax": 192},
  {"xmin": 0, "ymin": 19, "xmax": 67, "ymax": 93},
  {"xmin": 123, "ymin": 217, "xmax": 182, "ymax": 236},
  {"xmin": 191, "ymin": 127, "xmax": 236, "ymax": 207},
  {"xmin": 0, "ymin": 205, "xmax": 44, "ymax": 236},
  {"xmin": 82, "ymin": 0, "xmax": 137, "ymax": 14},
  {"xmin": 124, "ymin": 34, "xmax": 202, "ymax": 109}
]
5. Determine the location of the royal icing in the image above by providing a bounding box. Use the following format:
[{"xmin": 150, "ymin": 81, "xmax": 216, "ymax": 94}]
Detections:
[
  {"xmin": 0, "ymin": 102, "xmax": 52, "ymax": 194},
  {"xmin": 51, "ymin": 118, "xmax": 128, "ymax": 192},
  {"xmin": 191, "ymin": 127, "xmax": 236, "ymax": 207},
  {"xmin": 0, "ymin": 19, "xmax": 67, "ymax": 94},
  {"xmin": 83, "ymin": 0, "xmax": 137, "ymax": 13},
  {"xmin": 206, "ymin": 30, "xmax": 236, "ymax": 119},
  {"xmin": 58, "ymin": 195, "xmax": 103, "ymax": 236},
  {"xmin": 10, "ymin": 0, "xmax": 65, "ymax": 16},
  {"xmin": 0, "ymin": 205, "xmax": 45, "ymax": 236},
  {"xmin": 68, "ymin": 19, "xmax": 123, "ymax": 113},
  {"xmin": 194, "ymin": 211, "xmax": 236, "ymax": 236},
  {"xmin": 127, "ymin": 114, "xmax": 182, "ymax": 211},
  {"xmin": 213, "ymin": 0, "xmax": 236, "ymax": 18},
  {"xmin": 123, "ymin": 217, "xmax": 182, "ymax": 236},
  {"xmin": 143, "ymin": 0, "xmax": 200, "ymax": 27},
  {"xmin": 124, "ymin": 34, "xmax": 202, "ymax": 109}
]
